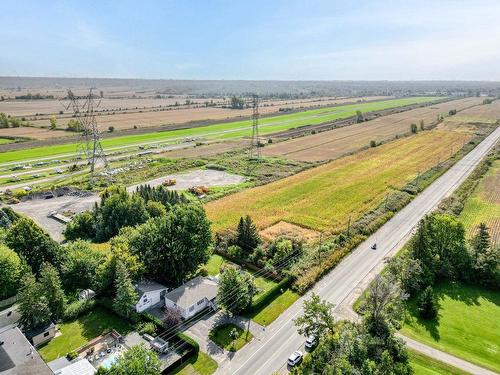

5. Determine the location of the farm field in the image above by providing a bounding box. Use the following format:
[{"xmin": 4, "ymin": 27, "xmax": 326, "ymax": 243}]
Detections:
[
  {"xmin": 206, "ymin": 129, "xmax": 471, "ymax": 233},
  {"xmin": 451, "ymin": 99, "xmax": 500, "ymax": 123},
  {"xmin": 0, "ymin": 126, "xmax": 74, "ymax": 140},
  {"xmin": 263, "ymin": 97, "xmax": 483, "ymax": 162},
  {"xmin": 402, "ymin": 282, "xmax": 500, "ymax": 373},
  {"xmin": 2, "ymin": 96, "xmax": 392, "ymax": 134},
  {"xmin": 459, "ymin": 159, "xmax": 500, "ymax": 244},
  {"xmin": 0, "ymin": 96, "xmax": 441, "ymax": 164}
]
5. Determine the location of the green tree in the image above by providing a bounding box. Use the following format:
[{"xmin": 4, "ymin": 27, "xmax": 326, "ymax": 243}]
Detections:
[
  {"xmin": 471, "ymin": 223, "xmax": 499, "ymax": 288},
  {"xmin": 49, "ymin": 115, "xmax": 57, "ymax": 130},
  {"xmin": 217, "ymin": 267, "xmax": 255, "ymax": 314},
  {"xmin": 145, "ymin": 200, "xmax": 166, "ymax": 218},
  {"xmin": 236, "ymin": 215, "xmax": 261, "ymax": 256},
  {"xmin": 410, "ymin": 123, "xmax": 418, "ymax": 133},
  {"xmin": 230, "ymin": 96, "xmax": 245, "ymax": 109},
  {"xmin": 417, "ymin": 285, "xmax": 438, "ymax": 319},
  {"xmin": 419, "ymin": 119, "xmax": 425, "ymax": 130},
  {"xmin": 61, "ymin": 240, "xmax": 106, "ymax": 292},
  {"xmin": 356, "ymin": 110, "xmax": 364, "ymax": 123},
  {"xmin": 294, "ymin": 293, "xmax": 335, "ymax": 338},
  {"xmin": 107, "ymin": 345, "xmax": 161, "ymax": 375},
  {"xmin": 5, "ymin": 217, "xmax": 63, "ymax": 274},
  {"xmin": 18, "ymin": 273, "xmax": 51, "ymax": 329},
  {"xmin": 66, "ymin": 119, "xmax": 83, "ymax": 132},
  {"xmin": 39, "ymin": 262, "xmax": 66, "ymax": 320},
  {"xmin": 0, "ymin": 244, "xmax": 26, "ymax": 299},
  {"xmin": 129, "ymin": 204, "xmax": 211, "ymax": 285},
  {"xmin": 63, "ymin": 211, "xmax": 95, "ymax": 241},
  {"xmin": 113, "ymin": 260, "xmax": 137, "ymax": 318}
]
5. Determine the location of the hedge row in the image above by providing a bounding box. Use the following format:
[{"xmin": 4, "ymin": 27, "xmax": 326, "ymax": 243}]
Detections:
[
  {"xmin": 247, "ymin": 276, "xmax": 293, "ymax": 313},
  {"xmin": 177, "ymin": 332, "xmax": 199, "ymax": 353}
]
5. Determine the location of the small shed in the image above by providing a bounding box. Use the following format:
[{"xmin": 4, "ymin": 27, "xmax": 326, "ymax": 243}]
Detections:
[{"xmin": 24, "ymin": 322, "xmax": 56, "ymax": 347}]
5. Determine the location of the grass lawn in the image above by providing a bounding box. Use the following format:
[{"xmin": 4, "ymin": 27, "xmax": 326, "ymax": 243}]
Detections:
[
  {"xmin": 409, "ymin": 350, "xmax": 470, "ymax": 375},
  {"xmin": 249, "ymin": 271, "xmax": 279, "ymax": 300},
  {"xmin": 206, "ymin": 129, "xmax": 470, "ymax": 232},
  {"xmin": 169, "ymin": 351, "xmax": 218, "ymax": 375},
  {"xmin": 243, "ymin": 289, "xmax": 300, "ymax": 326},
  {"xmin": 0, "ymin": 97, "xmax": 441, "ymax": 164},
  {"xmin": 401, "ymin": 282, "xmax": 500, "ymax": 373},
  {"xmin": 204, "ymin": 254, "xmax": 228, "ymax": 276},
  {"xmin": 208, "ymin": 323, "xmax": 253, "ymax": 352},
  {"xmin": 0, "ymin": 138, "xmax": 14, "ymax": 145},
  {"xmin": 459, "ymin": 159, "xmax": 500, "ymax": 245},
  {"xmin": 38, "ymin": 306, "xmax": 133, "ymax": 362}
]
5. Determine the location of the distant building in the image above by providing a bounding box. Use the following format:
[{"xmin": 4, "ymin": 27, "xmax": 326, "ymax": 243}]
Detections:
[
  {"xmin": 24, "ymin": 322, "xmax": 56, "ymax": 347},
  {"xmin": 134, "ymin": 280, "xmax": 168, "ymax": 313},
  {"xmin": 0, "ymin": 326, "xmax": 52, "ymax": 375},
  {"xmin": 164, "ymin": 276, "xmax": 218, "ymax": 319}
]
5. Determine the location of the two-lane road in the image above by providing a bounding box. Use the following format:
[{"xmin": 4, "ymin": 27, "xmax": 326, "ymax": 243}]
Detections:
[{"xmin": 216, "ymin": 125, "xmax": 500, "ymax": 375}]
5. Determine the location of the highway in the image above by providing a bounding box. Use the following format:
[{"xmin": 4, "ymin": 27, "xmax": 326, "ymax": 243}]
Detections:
[{"xmin": 216, "ymin": 125, "xmax": 500, "ymax": 375}]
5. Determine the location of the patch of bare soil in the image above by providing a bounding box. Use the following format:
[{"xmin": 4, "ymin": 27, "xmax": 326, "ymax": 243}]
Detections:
[{"xmin": 260, "ymin": 221, "xmax": 320, "ymax": 243}]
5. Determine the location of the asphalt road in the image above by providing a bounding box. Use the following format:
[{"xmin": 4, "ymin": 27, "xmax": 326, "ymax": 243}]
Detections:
[{"xmin": 216, "ymin": 125, "xmax": 500, "ymax": 375}]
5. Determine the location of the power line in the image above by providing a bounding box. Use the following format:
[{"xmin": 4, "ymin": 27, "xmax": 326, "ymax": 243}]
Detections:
[
  {"xmin": 249, "ymin": 94, "xmax": 261, "ymax": 161},
  {"xmin": 64, "ymin": 88, "xmax": 109, "ymax": 184}
]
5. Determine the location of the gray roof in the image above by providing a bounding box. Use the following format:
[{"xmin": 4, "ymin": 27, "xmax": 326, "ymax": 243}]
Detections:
[
  {"xmin": 134, "ymin": 280, "xmax": 168, "ymax": 297},
  {"xmin": 24, "ymin": 321, "xmax": 55, "ymax": 339},
  {"xmin": 164, "ymin": 276, "xmax": 218, "ymax": 309},
  {"xmin": 0, "ymin": 326, "xmax": 52, "ymax": 375},
  {"xmin": 53, "ymin": 359, "xmax": 96, "ymax": 375}
]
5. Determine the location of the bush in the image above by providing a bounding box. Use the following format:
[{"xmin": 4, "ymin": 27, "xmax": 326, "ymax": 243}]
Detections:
[
  {"xmin": 370, "ymin": 140, "xmax": 377, "ymax": 147},
  {"xmin": 417, "ymin": 286, "xmax": 438, "ymax": 320},
  {"xmin": 141, "ymin": 311, "xmax": 165, "ymax": 330},
  {"xmin": 66, "ymin": 350, "xmax": 78, "ymax": 360},
  {"xmin": 136, "ymin": 322, "xmax": 157, "ymax": 336},
  {"xmin": 177, "ymin": 332, "xmax": 199, "ymax": 353},
  {"xmin": 63, "ymin": 299, "xmax": 96, "ymax": 321}
]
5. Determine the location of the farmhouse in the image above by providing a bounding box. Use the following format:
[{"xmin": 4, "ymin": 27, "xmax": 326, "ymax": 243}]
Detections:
[
  {"xmin": 164, "ymin": 276, "xmax": 218, "ymax": 319},
  {"xmin": 134, "ymin": 280, "xmax": 168, "ymax": 313},
  {"xmin": 0, "ymin": 326, "xmax": 52, "ymax": 375},
  {"xmin": 24, "ymin": 322, "xmax": 56, "ymax": 347}
]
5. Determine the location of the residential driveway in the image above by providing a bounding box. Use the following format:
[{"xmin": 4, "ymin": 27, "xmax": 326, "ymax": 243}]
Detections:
[{"xmin": 185, "ymin": 311, "xmax": 265, "ymax": 365}]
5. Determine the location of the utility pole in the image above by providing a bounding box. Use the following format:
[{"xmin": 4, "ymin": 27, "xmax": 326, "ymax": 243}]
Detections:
[
  {"xmin": 249, "ymin": 94, "xmax": 261, "ymax": 161},
  {"xmin": 64, "ymin": 88, "xmax": 109, "ymax": 184}
]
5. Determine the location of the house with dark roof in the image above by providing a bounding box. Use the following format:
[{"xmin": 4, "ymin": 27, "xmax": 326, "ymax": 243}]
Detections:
[
  {"xmin": 0, "ymin": 326, "xmax": 52, "ymax": 375},
  {"xmin": 164, "ymin": 276, "xmax": 218, "ymax": 319},
  {"xmin": 134, "ymin": 280, "xmax": 168, "ymax": 313}
]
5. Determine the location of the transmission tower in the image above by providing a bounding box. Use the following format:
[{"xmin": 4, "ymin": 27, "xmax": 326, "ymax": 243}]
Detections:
[
  {"xmin": 64, "ymin": 88, "xmax": 109, "ymax": 183},
  {"xmin": 249, "ymin": 94, "xmax": 261, "ymax": 160}
]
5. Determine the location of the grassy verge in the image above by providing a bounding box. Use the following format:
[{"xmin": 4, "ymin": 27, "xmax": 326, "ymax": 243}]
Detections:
[
  {"xmin": 409, "ymin": 350, "xmax": 470, "ymax": 375},
  {"xmin": 208, "ymin": 323, "xmax": 253, "ymax": 352},
  {"xmin": 169, "ymin": 351, "xmax": 218, "ymax": 375},
  {"xmin": 243, "ymin": 289, "xmax": 300, "ymax": 326},
  {"xmin": 402, "ymin": 282, "xmax": 500, "ymax": 373},
  {"xmin": 38, "ymin": 306, "xmax": 133, "ymax": 362}
]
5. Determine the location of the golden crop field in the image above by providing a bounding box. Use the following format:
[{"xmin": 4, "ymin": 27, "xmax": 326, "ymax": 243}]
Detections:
[
  {"xmin": 459, "ymin": 159, "xmax": 500, "ymax": 245},
  {"xmin": 206, "ymin": 129, "xmax": 471, "ymax": 233}
]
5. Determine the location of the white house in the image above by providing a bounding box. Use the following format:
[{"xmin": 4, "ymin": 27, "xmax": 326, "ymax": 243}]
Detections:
[
  {"xmin": 164, "ymin": 276, "xmax": 218, "ymax": 319},
  {"xmin": 134, "ymin": 280, "xmax": 168, "ymax": 313}
]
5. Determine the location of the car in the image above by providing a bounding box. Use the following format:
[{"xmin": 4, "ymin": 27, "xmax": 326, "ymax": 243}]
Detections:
[
  {"xmin": 287, "ymin": 350, "xmax": 303, "ymax": 367},
  {"xmin": 305, "ymin": 335, "xmax": 316, "ymax": 350}
]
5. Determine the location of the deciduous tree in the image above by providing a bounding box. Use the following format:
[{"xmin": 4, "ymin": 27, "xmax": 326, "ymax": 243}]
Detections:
[
  {"xmin": 294, "ymin": 293, "xmax": 335, "ymax": 338},
  {"xmin": 18, "ymin": 273, "xmax": 51, "ymax": 329},
  {"xmin": 217, "ymin": 268, "xmax": 255, "ymax": 314},
  {"xmin": 39, "ymin": 262, "xmax": 66, "ymax": 320}
]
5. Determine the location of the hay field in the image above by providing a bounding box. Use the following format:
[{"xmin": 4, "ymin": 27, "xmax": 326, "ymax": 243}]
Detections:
[
  {"xmin": 0, "ymin": 126, "xmax": 74, "ymax": 140},
  {"xmin": 450, "ymin": 99, "xmax": 500, "ymax": 124},
  {"xmin": 206, "ymin": 129, "xmax": 471, "ymax": 233},
  {"xmin": 263, "ymin": 97, "xmax": 483, "ymax": 162},
  {"xmin": 459, "ymin": 159, "xmax": 500, "ymax": 245}
]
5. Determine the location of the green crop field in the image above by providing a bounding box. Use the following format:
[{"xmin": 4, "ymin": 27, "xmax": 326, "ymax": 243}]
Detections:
[
  {"xmin": 206, "ymin": 129, "xmax": 470, "ymax": 233},
  {"xmin": 402, "ymin": 282, "xmax": 500, "ymax": 373},
  {"xmin": 459, "ymin": 159, "xmax": 500, "ymax": 245},
  {"xmin": 0, "ymin": 138, "xmax": 14, "ymax": 145},
  {"xmin": 0, "ymin": 97, "xmax": 441, "ymax": 164}
]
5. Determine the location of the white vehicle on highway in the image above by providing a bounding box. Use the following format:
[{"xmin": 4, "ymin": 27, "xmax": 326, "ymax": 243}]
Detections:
[
  {"xmin": 287, "ymin": 351, "xmax": 303, "ymax": 367},
  {"xmin": 305, "ymin": 335, "xmax": 316, "ymax": 350}
]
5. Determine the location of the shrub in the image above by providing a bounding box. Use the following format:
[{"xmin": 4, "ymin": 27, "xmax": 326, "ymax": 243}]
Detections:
[
  {"xmin": 63, "ymin": 299, "xmax": 96, "ymax": 321},
  {"xmin": 410, "ymin": 123, "xmax": 418, "ymax": 133},
  {"xmin": 136, "ymin": 322, "xmax": 157, "ymax": 336},
  {"xmin": 417, "ymin": 286, "xmax": 438, "ymax": 319},
  {"xmin": 66, "ymin": 351, "xmax": 78, "ymax": 360},
  {"xmin": 370, "ymin": 140, "xmax": 377, "ymax": 147}
]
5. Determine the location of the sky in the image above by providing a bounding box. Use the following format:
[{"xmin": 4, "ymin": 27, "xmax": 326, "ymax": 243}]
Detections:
[{"xmin": 1, "ymin": 0, "xmax": 500, "ymax": 81}]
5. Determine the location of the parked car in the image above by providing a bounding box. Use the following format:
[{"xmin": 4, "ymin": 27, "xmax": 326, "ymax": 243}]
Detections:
[
  {"xmin": 287, "ymin": 350, "xmax": 303, "ymax": 367},
  {"xmin": 305, "ymin": 335, "xmax": 316, "ymax": 350}
]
